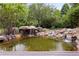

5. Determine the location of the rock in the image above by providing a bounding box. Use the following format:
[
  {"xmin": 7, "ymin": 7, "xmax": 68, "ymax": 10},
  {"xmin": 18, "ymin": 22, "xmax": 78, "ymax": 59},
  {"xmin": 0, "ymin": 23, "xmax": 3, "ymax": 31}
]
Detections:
[
  {"xmin": 15, "ymin": 34, "xmax": 21, "ymax": 39},
  {"xmin": 0, "ymin": 36, "xmax": 7, "ymax": 41}
]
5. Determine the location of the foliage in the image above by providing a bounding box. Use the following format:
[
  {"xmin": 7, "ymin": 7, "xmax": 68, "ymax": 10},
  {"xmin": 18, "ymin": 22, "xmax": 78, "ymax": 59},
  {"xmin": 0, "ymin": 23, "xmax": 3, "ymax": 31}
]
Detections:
[
  {"xmin": 0, "ymin": 4, "xmax": 28, "ymax": 28},
  {"xmin": 61, "ymin": 3, "xmax": 69, "ymax": 15},
  {"xmin": 27, "ymin": 4, "xmax": 55, "ymax": 28},
  {"xmin": 51, "ymin": 9, "xmax": 63, "ymax": 28},
  {"xmin": 40, "ymin": 17, "xmax": 55, "ymax": 28},
  {"xmin": 67, "ymin": 6, "xmax": 79, "ymax": 28},
  {"xmin": 0, "ymin": 3, "xmax": 79, "ymax": 29},
  {"xmin": 0, "ymin": 4, "xmax": 28, "ymax": 34},
  {"xmin": 70, "ymin": 3, "xmax": 79, "ymax": 8}
]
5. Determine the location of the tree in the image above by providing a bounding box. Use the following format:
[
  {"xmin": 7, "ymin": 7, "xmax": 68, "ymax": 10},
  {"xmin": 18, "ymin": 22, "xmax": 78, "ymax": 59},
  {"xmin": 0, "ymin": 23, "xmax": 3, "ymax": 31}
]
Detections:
[
  {"xmin": 67, "ymin": 6, "xmax": 79, "ymax": 28},
  {"xmin": 51, "ymin": 9, "xmax": 64, "ymax": 28},
  {"xmin": 61, "ymin": 3, "xmax": 69, "ymax": 16},
  {"xmin": 40, "ymin": 17, "xmax": 55, "ymax": 28},
  {"xmin": 70, "ymin": 3, "xmax": 79, "ymax": 8},
  {"xmin": 0, "ymin": 4, "xmax": 28, "ymax": 34},
  {"xmin": 27, "ymin": 3, "xmax": 55, "ymax": 28}
]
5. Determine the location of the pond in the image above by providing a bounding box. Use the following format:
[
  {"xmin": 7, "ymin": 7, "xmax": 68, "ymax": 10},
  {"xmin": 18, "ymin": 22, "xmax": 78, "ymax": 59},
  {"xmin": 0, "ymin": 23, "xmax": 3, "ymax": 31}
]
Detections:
[{"xmin": 0, "ymin": 37, "xmax": 77, "ymax": 51}]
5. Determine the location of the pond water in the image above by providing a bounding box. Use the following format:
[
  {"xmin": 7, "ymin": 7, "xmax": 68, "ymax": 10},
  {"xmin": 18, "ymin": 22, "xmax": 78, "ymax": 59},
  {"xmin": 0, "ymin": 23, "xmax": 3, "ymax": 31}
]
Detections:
[
  {"xmin": 0, "ymin": 44, "xmax": 26, "ymax": 51},
  {"xmin": 12, "ymin": 44, "xmax": 26, "ymax": 51},
  {"xmin": 0, "ymin": 37, "xmax": 77, "ymax": 51}
]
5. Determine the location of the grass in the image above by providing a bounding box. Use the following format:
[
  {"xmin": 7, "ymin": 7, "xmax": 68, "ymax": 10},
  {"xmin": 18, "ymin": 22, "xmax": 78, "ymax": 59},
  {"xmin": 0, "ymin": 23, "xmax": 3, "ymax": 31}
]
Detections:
[{"xmin": 0, "ymin": 37, "xmax": 57, "ymax": 51}]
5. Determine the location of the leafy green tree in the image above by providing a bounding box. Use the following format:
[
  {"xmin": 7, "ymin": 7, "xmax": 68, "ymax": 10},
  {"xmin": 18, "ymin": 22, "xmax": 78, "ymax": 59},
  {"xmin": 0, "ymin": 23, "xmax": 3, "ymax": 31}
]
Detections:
[
  {"xmin": 51, "ymin": 9, "xmax": 63, "ymax": 28},
  {"xmin": 61, "ymin": 14, "xmax": 70, "ymax": 28},
  {"xmin": 61, "ymin": 3, "xmax": 69, "ymax": 15},
  {"xmin": 40, "ymin": 17, "xmax": 55, "ymax": 28},
  {"xmin": 0, "ymin": 4, "xmax": 28, "ymax": 34},
  {"xmin": 53, "ymin": 10, "xmax": 61, "ymax": 21},
  {"xmin": 27, "ymin": 3, "xmax": 55, "ymax": 28},
  {"xmin": 67, "ymin": 6, "xmax": 79, "ymax": 28},
  {"xmin": 70, "ymin": 3, "xmax": 79, "ymax": 8}
]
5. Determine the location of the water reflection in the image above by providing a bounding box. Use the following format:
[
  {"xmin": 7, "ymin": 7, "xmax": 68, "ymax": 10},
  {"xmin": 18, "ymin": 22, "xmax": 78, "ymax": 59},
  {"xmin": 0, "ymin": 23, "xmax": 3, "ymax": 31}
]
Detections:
[
  {"xmin": 0, "ymin": 42, "xmax": 75, "ymax": 51},
  {"xmin": 0, "ymin": 37, "xmax": 76, "ymax": 51},
  {"xmin": 12, "ymin": 44, "xmax": 26, "ymax": 51}
]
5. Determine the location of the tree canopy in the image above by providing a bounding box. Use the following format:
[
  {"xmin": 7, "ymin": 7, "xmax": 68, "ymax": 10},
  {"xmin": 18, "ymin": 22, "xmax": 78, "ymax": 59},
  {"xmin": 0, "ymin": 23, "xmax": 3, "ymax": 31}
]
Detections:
[
  {"xmin": 61, "ymin": 3, "xmax": 69, "ymax": 15},
  {"xmin": 0, "ymin": 4, "xmax": 28, "ymax": 34},
  {"xmin": 67, "ymin": 6, "xmax": 79, "ymax": 28},
  {"xmin": 0, "ymin": 4, "xmax": 28, "ymax": 28},
  {"xmin": 0, "ymin": 3, "xmax": 79, "ymax": 31},
  {"xmin": 27, "ymin": 4, "xmax": 55, "ymax": 28}
]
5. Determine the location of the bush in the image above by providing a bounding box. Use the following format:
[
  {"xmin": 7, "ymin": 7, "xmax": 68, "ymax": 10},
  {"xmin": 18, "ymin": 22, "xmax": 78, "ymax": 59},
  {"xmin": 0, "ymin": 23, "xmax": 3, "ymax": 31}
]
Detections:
[{"xmin": 67, "ymin": 6, "xmax": 79, "ymax": 28}]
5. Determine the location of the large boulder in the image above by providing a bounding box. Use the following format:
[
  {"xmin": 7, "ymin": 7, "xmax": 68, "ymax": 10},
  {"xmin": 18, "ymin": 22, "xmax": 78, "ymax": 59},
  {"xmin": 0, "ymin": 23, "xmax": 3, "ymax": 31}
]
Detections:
[{"xmin": 0, "ymin": 36, "xmax": 8, "ymax": 41}]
